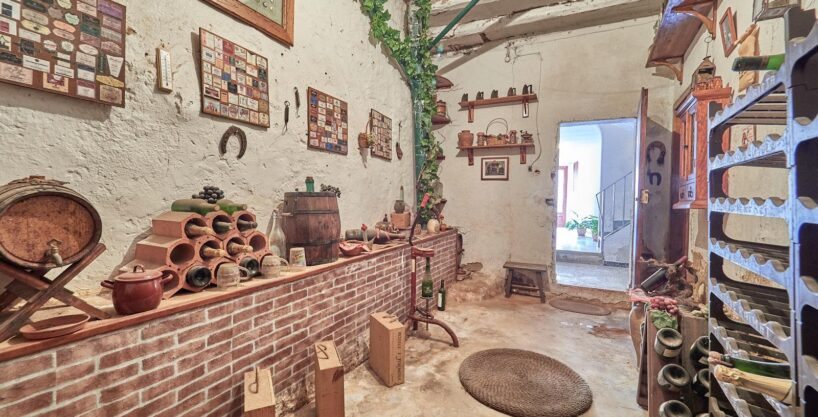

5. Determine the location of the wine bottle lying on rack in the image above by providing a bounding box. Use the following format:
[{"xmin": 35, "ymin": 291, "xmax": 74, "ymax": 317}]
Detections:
[
  {"xmin": 732, "ymin": 54, "xmax": 785, "ymax": 72},
  {"xmin": 713, "ymin": 365, "xmax": 794, "ymax": 405},
  {"xmin": 709, "ymin": 352, "xmax": 790, "ymax": 378}
]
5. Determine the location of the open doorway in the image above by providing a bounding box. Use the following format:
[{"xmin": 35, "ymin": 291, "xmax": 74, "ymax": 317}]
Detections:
[{"xmin": 555, "ymin": 119, "xmax": 636, "ymax": 292}]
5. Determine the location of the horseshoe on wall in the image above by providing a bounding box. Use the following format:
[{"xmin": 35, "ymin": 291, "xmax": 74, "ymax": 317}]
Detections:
[{"xmin": 219, "ymin": 126, "xmax": 247, "ymax": 159}]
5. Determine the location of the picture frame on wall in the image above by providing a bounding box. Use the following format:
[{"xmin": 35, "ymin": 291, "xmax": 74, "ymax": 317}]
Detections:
[
  {"xmin": 201, "ymin": 0, "xmax": 294, "ymax": 46},
  {"xmin": 481, "ymin": 157, "xmax": 509, "ymax": 181},
  {"xmin": 720, "ymin": 7, "xmax": 738, "ymax": 57}
]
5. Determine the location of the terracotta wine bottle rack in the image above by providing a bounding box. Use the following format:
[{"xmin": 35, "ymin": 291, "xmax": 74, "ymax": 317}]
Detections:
[{"xmin": 120, "ymin": 209, "xmax": 272, "ymax": 299}]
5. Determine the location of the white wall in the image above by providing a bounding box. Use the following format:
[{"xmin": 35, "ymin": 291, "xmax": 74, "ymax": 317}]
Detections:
[
  {"xmin": 559, "ymin": 124, "xmax": 602, "ymax": 220},
  {"xmin": 0, "ymin": 0, "xmax": 414, "ymax": 292},
  {"xmin": 434, "ymin": 16, "xmax": 677, "ymax": 281}
]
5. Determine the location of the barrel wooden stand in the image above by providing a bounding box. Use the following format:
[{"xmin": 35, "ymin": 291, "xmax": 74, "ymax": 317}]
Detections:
[{"xmin": 0, "ymin": 244, "xmax": 109, "ymax": 342}]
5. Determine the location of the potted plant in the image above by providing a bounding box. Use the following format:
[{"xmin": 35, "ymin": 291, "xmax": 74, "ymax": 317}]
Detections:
[
  {"xmin": 584, "ymin": 215, "xmax": 600, "ymax": 242},
  {"xmin": 565, "ymin": 212, "xmax": 587, "ymax": 237}
]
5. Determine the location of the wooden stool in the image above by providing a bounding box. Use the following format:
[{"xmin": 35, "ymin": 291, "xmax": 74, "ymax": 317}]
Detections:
[
  {"xmin": 503, "ymin": 261, "xmax": 548, "ymax": 304},
  {"xmin": 0, "ymin": 244, "xmax": 109, "ymax": 342}
]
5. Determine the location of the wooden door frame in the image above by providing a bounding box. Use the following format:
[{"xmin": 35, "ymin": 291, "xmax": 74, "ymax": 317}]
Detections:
[{"xmin": 557, "ymin": 166, "xmax": 569, "ymax": 227}]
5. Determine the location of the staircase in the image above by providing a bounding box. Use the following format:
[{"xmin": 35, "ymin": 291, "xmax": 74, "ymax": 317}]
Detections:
[{"xmin": 596, "ymin": 172, "xmax": 634, "ymax": 239}]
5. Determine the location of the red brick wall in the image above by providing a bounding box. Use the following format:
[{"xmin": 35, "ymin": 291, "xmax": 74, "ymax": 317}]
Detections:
[{"xmin": 0, "ymin": 232, "xmax": 456, "ymax": 417}]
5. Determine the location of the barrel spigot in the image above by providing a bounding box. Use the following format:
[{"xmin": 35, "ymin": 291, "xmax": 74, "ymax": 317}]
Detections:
[{"xmin": 47, "ymin": 240, "xmax": 64, "ymax": 266}]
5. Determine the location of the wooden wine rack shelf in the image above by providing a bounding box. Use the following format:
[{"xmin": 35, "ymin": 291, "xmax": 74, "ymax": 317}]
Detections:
[{"xmin": 707, "ymin": 8, "xmax": 818, "ymax": 417}]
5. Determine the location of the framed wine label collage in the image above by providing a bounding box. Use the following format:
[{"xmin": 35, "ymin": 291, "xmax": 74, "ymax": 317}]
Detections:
[
  {"xmin": 369, "ymin": 108, "xmax": 392, "ymax": 160},
  {"xmin": 307, "ymin": 87, "xmax": 349, "ymax": 155},
  {"xmin": 0, "ymin": 0, "xmax": 128, "ymax": 107},
  {"xmin": 199, "ymin": 28, "xmax": 270, "ymax": 128}
]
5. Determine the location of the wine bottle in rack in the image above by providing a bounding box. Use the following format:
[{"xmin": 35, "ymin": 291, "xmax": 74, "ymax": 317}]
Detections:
[
  {"xmin": 688, "ymin": 336, "xmax": 709, "ymax": 369},
  {"xmin": 216, "ymin": 199, "xmax": 248, "ymax": 215},
  {"xmin": 213, "ymin": 221, "xmax": 234, "ymax": 234},
  {"xmin": 201, "ymin": 246, "xmax": 227, "ymax": 259},
  {"xmin": 658, "ymin": 400, "xmax": 692, "ymax": 417},
  {"xmin": 657, "ymin": 364, "xmax": 690, "ymax": 392},
  {"xmin": 654, "ymin": 327, "xmax": 683, "ymax": 358},
  {"xmin": 709, "ymin": 352, "xmax": 790, "ymax": 378},
  {"xmin": 692, "ymin": 368, "xmax": 710, "ymax": 397},
  {"xmin": 172, "ymin": 199, "xmax": 219, "ymax": 215},
  {"xmin": 185, "ymin": 223, "xmax": 215, "ymax": 238},
  {"xmin": 227, "ymin": 242, "xmax": 253, "ymax": 256},
  {"xmin": 237, "ymin": 219, "xmax": 258, "ymax": 231},
  {"xmin": 713, "ymin": 365, "xmax": 794, "ymax": 405}
]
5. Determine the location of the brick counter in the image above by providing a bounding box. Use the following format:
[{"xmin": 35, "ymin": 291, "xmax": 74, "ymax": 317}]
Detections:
[{"xmin": 0, "ymin": 231, "xmax": 457, "ymax": 417}]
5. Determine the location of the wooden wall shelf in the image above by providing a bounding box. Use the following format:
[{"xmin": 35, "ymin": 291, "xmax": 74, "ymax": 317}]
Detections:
[
  {"xmin": 458, "ymin": 143, "xmax": 534, "ymax": 166},
  {"xmin": 459, "ymin": 94, "xmax": 538, "ymax": 123},
  {"xmin": 646, "ymin": 0, "xmax": 716, "ymax": 82}
]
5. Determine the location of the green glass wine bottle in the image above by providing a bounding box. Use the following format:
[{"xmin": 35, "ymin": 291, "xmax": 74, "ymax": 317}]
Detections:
[
  {"xmin": 421, "ymin": 259, "xmax": 434, "ymax": 299},
  {"xmin": 437, "ymin": 280, "xmax": 447, "ymax": 311},
  {"xmin": 709, "ymin": 352, "xmax": 790, "ymax": 378},
  {"xmin": 217, "ymin": 199, "xmax": 248, "ymax": 215},
  {"xmin": 171, "ymin": 199, "xmax": 219, "ymax": 215},
  {"xmin": 732, "ymin": 54, "xmax": 785, "ymax": 72},
  {"xmin": 213, "ymin": 221, "xmax": 234, "ymax": 234}
]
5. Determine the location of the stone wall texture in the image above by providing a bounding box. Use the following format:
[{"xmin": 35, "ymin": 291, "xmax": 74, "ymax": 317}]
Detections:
[
  {"xmin": 0, "ymin": 0, "xmax": 414, "ymax": 291},
  {"xmin": 0, "ymin": 232, "xmax": 457, "ymax": 417}
]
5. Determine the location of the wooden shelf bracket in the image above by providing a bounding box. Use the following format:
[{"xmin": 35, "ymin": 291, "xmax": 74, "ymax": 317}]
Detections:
[{"xmin": 671, "ymin": 0, "xmax": 716, "ymax": 38}]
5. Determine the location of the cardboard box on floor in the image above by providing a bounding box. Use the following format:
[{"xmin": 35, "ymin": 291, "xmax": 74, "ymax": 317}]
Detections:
[
  {"xmin": 314, "ymin": 340, "xmax": 345, "ymax": 417},
  {"xmin": 369, "ymin": 312, "xmax": 405, "ymax": 387},
  {"xmin": 244, "ymin": 368, "xmax": 276, "ymax": 417}
]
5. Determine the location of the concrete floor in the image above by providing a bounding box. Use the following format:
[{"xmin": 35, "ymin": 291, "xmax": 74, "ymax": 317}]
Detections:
[
  {"xmin": 556, "ymin": 227, "xmax": 601, "ymax": 253},
  {"xmin": 555, "ymin": 262, "xmax": 630, "ymax": 292},
  {"xmin": 288, "ymin": 297, "xmax": 645, "ymax": 417}
]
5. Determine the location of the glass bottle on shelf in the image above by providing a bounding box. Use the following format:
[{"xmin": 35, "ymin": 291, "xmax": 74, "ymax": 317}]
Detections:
[{"xmin": 268, "ymin": 210, "xmax": 287, "ymax": 257}]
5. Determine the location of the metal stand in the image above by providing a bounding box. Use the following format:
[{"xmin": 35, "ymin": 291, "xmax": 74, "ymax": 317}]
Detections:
[{"xmin": 407, "ymin": 194, "xmax": 459, "ymax": 347}]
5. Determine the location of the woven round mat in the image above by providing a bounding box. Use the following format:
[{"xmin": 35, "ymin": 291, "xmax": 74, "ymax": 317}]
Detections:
[
  {"xmin": 549, "ymin": 299, "xmax": 611, "ymax": 316},
  {"xmin": 459, "ymin": 349, "xmax": 593, "ymax": 417}
]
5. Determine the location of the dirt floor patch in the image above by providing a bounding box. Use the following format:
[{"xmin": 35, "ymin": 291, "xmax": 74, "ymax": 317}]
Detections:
[{"xmin": 589, "ymin": 324, "xmax": 630, "ymax": 339}]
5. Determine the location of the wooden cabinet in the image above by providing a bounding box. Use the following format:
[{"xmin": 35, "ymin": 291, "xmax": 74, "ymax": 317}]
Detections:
[{"xmin": 673, "ymin": 76, "xmax": 731, "ymax": 209}]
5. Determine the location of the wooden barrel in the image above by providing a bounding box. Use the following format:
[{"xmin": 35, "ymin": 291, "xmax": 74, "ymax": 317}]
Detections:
[
  {"xmin": 0, "ymin": 176, "xmax": 102, "ymax": 270},
  {"xmin": 281, "ymin": 192, "xmax": 341, "ymax": 266}
]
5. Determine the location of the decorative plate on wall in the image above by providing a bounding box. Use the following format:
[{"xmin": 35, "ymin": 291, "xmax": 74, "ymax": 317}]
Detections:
[{"xmin": 201, "ymin": 0, "xmax": 294, "ymax": 46}]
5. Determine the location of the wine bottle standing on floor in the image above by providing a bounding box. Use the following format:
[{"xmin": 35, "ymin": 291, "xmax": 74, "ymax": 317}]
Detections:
[
  {"xmin": 421, "ymin": 259, "xmax": 434, "ymax": 299},
  {"xmin": 437, "ymin": 280, "xmax": 447, "ymax": 311},
  {"xmin": 709, "ymin": 352, "xmax": 791, "ymax": 378},
  {"xmin": 713, "ymin": 365, "xmax": 794, "ymax": 405}
]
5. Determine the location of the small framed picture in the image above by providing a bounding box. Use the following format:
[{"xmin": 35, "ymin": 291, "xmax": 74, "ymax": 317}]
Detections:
[
  {"xmin": 720, "ymin": 7, "xmax": 738, "ymax": 57},
  {"xmin": 481, "ymin": 157, "xmax": 509, "ymax": 181}
]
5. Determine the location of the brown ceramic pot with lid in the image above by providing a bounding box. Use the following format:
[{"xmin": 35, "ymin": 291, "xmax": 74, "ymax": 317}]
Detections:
[{"xmin": 102, "ymin": 265, "xmax": 172, "ymax": 315}]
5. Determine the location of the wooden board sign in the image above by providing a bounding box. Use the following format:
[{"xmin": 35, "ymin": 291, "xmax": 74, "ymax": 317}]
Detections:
[
  {"xmin": 369, "ymin": 109, "xmax": 392, "ymax": 161},
  {"xmin": 0, "ymin": 0, "xmax": 128, "ymax": 107},
  {"xmin": 199, "ymin": 28, "xmax": 270, "ymax": 128},
  {"xmin": 307, "ymin": 87, "xmax": 348, "ymax": 155},
  {"xmin": 201, "ymin": 0, "xmax": 294, "ymax": 47}
]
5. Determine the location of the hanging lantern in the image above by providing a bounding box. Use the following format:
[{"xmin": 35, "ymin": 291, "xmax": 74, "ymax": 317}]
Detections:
[{"xmin": 692, "ymin": 57, "xmax": 720, "ymax": 90}]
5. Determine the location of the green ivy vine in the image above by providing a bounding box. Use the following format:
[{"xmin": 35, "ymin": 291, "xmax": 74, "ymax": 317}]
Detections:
[{"xmin": 360, "ymin": 0, "xmax": 442, "ymax": 221}]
